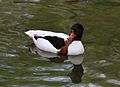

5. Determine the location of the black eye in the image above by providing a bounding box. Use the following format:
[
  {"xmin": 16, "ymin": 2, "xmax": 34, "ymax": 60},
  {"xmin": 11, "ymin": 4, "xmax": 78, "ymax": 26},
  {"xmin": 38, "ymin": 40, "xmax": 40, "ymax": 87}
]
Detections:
[
  {"xmin": 71, "ymin": 30, "xmax": 74, "ymax": 33},
  {"xmin": 69, "ymin": 30, "xmax": 74, "ymax": 35}
]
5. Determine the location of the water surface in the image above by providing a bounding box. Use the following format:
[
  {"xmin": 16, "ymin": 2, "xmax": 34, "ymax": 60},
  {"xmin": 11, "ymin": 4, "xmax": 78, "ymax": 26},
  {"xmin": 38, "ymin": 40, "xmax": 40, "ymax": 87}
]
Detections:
[{"xmin": 0, "ymin": 0, "xmax": 120, "ymax": 87}]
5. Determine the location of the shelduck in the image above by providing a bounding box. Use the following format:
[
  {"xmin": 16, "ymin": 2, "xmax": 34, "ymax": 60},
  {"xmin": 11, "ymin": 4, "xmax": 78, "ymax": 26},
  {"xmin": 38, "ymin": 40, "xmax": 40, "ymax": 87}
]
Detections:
[{"xmin": 25, "ymin": 23, "xmax": 84, "ymax": 55}]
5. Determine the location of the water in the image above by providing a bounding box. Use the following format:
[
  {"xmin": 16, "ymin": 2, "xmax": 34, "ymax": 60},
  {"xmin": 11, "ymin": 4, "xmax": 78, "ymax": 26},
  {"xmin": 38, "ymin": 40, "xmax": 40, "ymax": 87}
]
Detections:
[{"xmin": 0, "ymin": 0, "xmax": 120, "ymax": 87}]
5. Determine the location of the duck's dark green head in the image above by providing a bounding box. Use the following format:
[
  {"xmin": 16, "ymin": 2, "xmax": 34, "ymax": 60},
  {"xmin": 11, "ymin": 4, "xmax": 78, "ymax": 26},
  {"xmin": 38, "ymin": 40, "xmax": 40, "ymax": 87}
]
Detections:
[{"xmin": 69, "ymin": 23, "xmax": 84, "ymax": 41}]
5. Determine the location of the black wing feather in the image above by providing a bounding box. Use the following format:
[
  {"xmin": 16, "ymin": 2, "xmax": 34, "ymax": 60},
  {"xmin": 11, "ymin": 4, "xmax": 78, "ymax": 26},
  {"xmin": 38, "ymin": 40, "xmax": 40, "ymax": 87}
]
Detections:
[{"xmin": 34, "ymin": 36, "xmax": 65, "ymax": 49}]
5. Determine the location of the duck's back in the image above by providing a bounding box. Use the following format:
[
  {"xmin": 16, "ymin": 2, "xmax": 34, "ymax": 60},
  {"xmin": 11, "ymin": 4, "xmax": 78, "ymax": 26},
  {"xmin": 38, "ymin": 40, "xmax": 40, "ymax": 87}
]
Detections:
[{"xmin": 25, "ymin": 30, "xmax": 69, "ymax": 40}]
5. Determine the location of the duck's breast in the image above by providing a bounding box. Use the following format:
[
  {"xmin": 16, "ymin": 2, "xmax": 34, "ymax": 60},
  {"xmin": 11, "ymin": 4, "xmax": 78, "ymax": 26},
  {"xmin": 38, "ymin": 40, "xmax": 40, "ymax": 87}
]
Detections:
[{"xmin": 68, "ymin": 41, "xmax": 84, "ymax": 55}]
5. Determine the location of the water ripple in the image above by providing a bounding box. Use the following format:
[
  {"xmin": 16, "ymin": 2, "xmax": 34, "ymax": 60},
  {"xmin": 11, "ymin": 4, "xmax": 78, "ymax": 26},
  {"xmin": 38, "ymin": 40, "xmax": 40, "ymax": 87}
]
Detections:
[
  {"xmin": 3, "ymin": 11, "xmax": 12, "ymax": 15},
  {"xmin": 0, "ymin": 53, "xmax": 18, "ymax": 57},
  {"xmin": 93, "ymin": 60, "xmax": 113, "ymax": 67},
  {"xmin": 0, "ymin": 64, "xmax": 12, "ymax": 69},
  {"xmin": 42, "ymin": 76, "xmax": 69, "ymax": 82},
  {"xmin": 12, "ymin": 85, "xmax": 54, "ymax": 87},
  {"xmin": 64, "ymin": 83, "xmax": 103, "ymax": 87},
  {"xmin": 90, "ymin": 73, "xmax": 106, "ymax": 79},
  {"xmin": 28, "ymin": 66, "xmax": 65, "ymax": 72},
  {"xmin": 14, "ymin": 76, "xmax": 69, "ymax": 82},
  {"xmin": 107, "ymin": 79, "xmax": 120, "ymax": 86},
  {"xmin": 22, "ymin": 13, "xmax": 34, "ymax": 19}
]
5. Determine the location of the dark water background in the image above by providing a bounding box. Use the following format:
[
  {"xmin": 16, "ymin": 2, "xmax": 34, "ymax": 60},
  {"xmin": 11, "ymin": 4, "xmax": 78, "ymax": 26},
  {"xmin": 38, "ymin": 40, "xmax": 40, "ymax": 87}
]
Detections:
[{"xmin": 0, "ymin": 0, "xmax": 120, "ymax": 87}]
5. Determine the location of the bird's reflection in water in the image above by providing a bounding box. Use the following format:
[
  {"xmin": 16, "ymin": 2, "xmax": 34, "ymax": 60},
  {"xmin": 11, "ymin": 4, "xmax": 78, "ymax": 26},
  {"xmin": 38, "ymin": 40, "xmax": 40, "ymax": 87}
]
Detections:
[
  {"xmin": 68, "ymin": 64, "xmax": 83, "ymax": 83},
  {"xmin": 29, "ymin": 43, "xmax": 84, "ymax": 84},
  {"xmin": 67, "ymin": 55, "xmax": 84, "ymax": 84}
]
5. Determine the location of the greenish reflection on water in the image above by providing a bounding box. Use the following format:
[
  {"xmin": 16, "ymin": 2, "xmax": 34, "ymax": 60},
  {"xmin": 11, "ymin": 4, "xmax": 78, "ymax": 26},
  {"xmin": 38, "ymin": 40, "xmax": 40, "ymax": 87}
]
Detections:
[{"xmin": 0, "ymin": 0, "xmax": 120, "ymax": 87}]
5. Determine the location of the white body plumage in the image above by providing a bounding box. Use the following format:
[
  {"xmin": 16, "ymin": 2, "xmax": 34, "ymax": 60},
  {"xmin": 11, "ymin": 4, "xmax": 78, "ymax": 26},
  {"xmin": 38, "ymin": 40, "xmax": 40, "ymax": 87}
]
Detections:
[{"xmin": 25, "ymin": 30, "xmax": 84, "ymax": 55}]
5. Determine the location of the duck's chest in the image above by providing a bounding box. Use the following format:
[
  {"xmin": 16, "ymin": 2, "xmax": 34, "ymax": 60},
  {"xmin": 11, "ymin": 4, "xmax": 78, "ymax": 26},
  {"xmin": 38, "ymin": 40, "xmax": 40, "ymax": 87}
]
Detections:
[
  {"xmin": 67, "ymin": 41, "xmax": 84, "ymax": 55},
  {"xmin": 58, "ymin": 41, "xmax": 84, "ymax": 55}
]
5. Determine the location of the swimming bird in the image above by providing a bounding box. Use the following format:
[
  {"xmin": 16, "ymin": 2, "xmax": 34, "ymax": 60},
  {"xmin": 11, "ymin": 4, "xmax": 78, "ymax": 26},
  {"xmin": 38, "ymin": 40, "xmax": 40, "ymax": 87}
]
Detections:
[{"xmin": 25, "ymin": 23, "xmax": 84, "ymax": 55}]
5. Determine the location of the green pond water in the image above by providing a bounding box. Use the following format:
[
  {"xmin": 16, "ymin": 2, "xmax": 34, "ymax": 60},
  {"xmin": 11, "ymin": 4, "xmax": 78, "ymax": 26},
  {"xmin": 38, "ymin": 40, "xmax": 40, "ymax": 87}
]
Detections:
[{"xmin": 0, "ymin": 0, "xmax": 120, "ymax": 87}]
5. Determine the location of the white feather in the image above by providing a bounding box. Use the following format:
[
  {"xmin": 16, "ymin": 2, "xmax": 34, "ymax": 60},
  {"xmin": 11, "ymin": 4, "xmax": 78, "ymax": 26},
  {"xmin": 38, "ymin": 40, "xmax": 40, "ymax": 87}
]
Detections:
[
  {"xmin": 25, "ymin": 30, "xmax": 68, "ymax": 53},
  {"xmin": 25, "ymin": 30, "xmax": 69, "ymax": 40},
  {"xmin": 68, "ymin": 41, "xmax": 84, "ymax": 55},
  {"xmin": 33, "ymin": 38, "xmax": 60, "ymax": 53}
]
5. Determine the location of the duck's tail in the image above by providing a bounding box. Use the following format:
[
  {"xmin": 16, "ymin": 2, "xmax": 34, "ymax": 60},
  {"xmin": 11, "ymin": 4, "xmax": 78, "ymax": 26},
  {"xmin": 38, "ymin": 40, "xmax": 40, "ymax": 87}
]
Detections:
[{"xmin": 25, "ymin": 30, "xmax": 36, "ymax": 38}]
